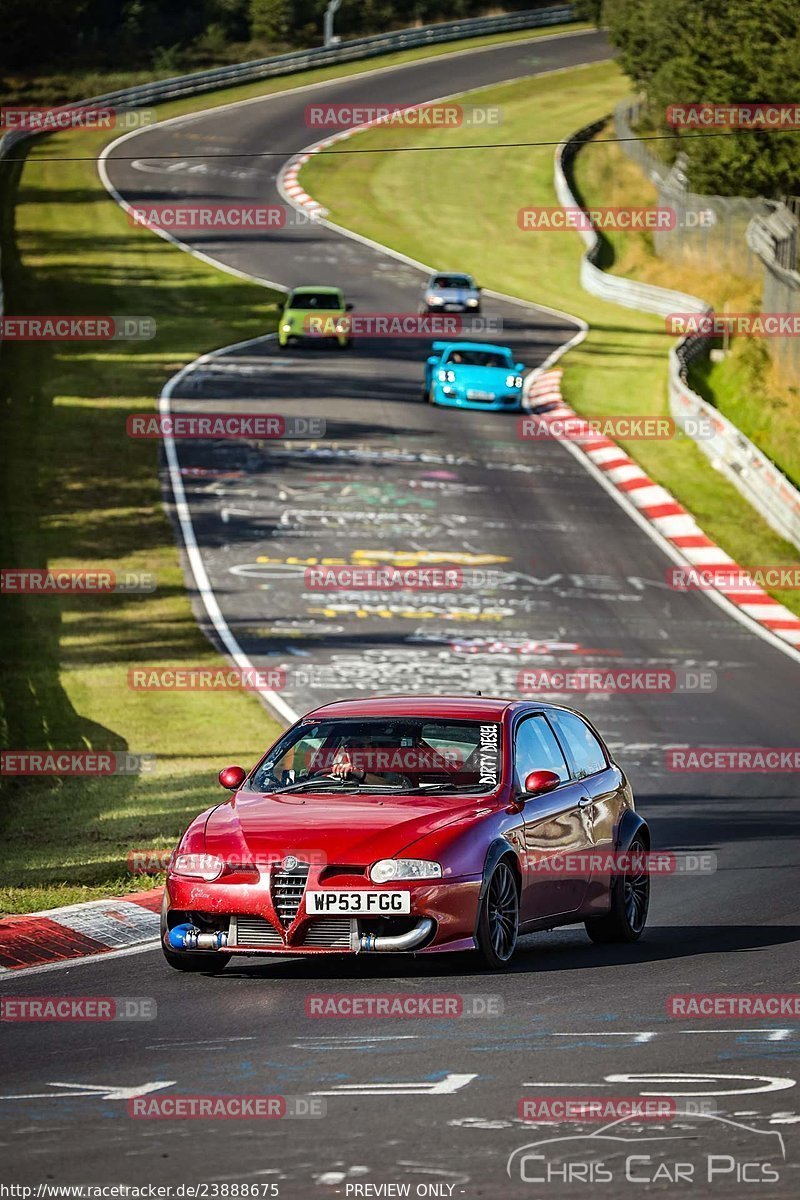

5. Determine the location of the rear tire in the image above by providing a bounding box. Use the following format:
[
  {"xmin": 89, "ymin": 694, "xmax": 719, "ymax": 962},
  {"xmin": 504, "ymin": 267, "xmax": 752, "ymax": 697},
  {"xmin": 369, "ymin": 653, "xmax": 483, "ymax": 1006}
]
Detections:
[
  {"xmin": 585, "ymin": 837, "xmax": 649, "ymax": 943},
  {"xmin": 475, "ymin": 860, "xmax": 519, "ymax": 969},
  {"xmin": 162, "ymin": 946, "xmax": 231, "ymax": 973}
]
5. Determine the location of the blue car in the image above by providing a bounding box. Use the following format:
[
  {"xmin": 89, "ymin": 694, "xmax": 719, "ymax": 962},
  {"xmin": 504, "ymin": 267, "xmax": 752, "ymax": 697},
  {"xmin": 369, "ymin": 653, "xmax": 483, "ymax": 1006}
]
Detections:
[{"xmin": 423, "ymin": 341, "xmax": 526, "ymax": 411}]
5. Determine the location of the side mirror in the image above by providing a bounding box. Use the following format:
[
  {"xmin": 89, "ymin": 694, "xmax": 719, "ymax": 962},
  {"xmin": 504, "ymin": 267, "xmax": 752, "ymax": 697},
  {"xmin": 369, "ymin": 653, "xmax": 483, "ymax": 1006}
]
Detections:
[
  {"xmin": 219, "ymin": 764, "xmax": 247, "ymax": 791},
  {"xmin": 345, "ymin": 302, "xmax": 354, "ymax": 311},
  {"xmin": 426, "ymin": 355, "xmax": 438, "ymax": 365},
  {"xmin": 515, "ymin": 363, "xmax": 525, "ymax": 373},
  {"xmin": 523, "ymin": 769, "xmax": 560, "ymax": 797}
]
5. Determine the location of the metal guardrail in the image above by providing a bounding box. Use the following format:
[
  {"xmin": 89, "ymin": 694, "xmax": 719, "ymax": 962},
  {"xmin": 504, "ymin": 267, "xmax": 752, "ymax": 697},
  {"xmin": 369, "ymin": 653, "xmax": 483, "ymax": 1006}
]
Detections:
[
  {"xmin": 555, "ymin": 117, "xmax": 800, "ymax": 552},
  {"xmin": 555, "ymin": 119, "xmax": 707, "ymax": 318},
  {"xmin": 1, "ymin": 6, "xmax": 575, "ymax": 127}
]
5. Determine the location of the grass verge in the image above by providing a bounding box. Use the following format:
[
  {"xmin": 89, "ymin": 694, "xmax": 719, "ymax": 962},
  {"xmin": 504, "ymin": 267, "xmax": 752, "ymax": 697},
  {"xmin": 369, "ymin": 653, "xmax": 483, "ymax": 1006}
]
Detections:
[
  {"xmin": 0, "ymin": 127, "xmax": 287, "ymax": 912},
  {"xmin": 300, "ymin": 59, "xmax": 800, "ymax": 615}
]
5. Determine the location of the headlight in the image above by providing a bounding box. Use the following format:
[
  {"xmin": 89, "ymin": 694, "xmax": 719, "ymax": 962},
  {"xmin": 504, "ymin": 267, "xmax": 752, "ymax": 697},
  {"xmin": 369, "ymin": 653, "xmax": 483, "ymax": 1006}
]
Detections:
[
  {"xmin": 467, "ymin": 297, "xmax": 479, "ymax": 307},
  {"xmin": 281, "ymin": 323, "xmax": 292, "ymax": 332},
  {"xmin": 427, "ymin": 294, "xmax": 444, "ymax": 305},
  {"xmin": 506, "ymin": 374, "xmax": 523, "ymax": 388},
  {"xmin": 438, "ymin": 369, "xmax": 457, "ymax": 383},
  {"xmin": 370, "ymin": 859, "xmax": 443, "ymax": 883},
  {"xmin": 171, "ymin": 853, "xmax": 224, "ymax": 881}
]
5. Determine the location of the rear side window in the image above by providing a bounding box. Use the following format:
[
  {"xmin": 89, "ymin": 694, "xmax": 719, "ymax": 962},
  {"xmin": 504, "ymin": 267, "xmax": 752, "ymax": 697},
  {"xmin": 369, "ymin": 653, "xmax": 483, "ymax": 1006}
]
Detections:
[
  {"xmin": 550, "ymin": 711, "xmax": 607, "ymax": 779},
  {"xmin": 513, "ymin": 715, "xmax": 569, "ymax": 788}
]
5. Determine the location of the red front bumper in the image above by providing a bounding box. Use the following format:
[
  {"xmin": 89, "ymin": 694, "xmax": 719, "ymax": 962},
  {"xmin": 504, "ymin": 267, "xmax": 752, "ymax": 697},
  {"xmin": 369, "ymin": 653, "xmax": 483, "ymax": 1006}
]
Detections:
[{"xmin": 164, "ymin": 871, "xmax": 481, "ymax": 955}]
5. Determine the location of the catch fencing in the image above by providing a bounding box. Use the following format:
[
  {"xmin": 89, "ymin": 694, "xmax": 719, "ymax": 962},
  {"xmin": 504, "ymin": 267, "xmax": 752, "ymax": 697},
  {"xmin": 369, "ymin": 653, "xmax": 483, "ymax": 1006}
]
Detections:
[
  {"xmin": 614, "ymin": 99, "xmax": 800, "ymax": 388},
  {"xmin": 555, "ymin": 118, "xmax": 800, "ymax": 551}
]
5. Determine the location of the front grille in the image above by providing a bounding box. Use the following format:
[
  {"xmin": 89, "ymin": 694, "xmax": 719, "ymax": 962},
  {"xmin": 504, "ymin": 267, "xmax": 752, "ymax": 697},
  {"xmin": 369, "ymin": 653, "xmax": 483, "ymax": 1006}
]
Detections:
[
  {"xmin": 300, "ymin": 919, "xmax": 355, "ymax": 949},
  {"xmin": 271, "ymin": 861, "xmax": 310, "ymax": 927},
  {"xmin": 232, "ymin": 915, "xmax": 282, "ymax": 947}
]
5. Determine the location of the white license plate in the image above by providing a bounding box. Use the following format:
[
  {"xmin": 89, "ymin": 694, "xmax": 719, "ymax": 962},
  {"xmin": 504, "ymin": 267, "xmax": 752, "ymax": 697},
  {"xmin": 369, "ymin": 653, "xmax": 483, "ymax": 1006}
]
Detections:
[
  {"xmin": 467, "ymin": 390, "xmax": 494, "ymax": 400},
  {"xmin": 444, "ymin": 303, "xmax": 462, "ymax": 311},
  {"xmin": 305, "ymin": 890, "xmax": 411, "ymax": 915}
]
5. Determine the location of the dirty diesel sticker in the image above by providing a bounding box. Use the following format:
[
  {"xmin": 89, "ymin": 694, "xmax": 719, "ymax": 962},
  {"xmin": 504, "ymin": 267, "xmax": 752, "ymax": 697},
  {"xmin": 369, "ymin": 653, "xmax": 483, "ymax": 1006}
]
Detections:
[{"xmin": 478, "ymin": 724, "xmax": 501, "ymax": 787}]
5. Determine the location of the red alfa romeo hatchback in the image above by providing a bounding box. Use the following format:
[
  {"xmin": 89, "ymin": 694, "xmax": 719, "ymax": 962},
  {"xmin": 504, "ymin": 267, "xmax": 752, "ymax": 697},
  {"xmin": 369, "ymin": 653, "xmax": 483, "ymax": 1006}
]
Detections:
[{"xmin": 162, "ymin": 695, "xmax": 650, "ymax": 972}]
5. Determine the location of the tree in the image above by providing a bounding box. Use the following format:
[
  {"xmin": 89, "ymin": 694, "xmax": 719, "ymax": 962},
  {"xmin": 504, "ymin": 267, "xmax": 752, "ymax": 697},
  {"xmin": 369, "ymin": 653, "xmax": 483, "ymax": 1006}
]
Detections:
[
  {"xmin": 249, "ymin": 0, "xmax": 292, "ymax": 42},
  {"xmin": 604, "ymin": 0, "xmax": 800, "ymax": 196}
]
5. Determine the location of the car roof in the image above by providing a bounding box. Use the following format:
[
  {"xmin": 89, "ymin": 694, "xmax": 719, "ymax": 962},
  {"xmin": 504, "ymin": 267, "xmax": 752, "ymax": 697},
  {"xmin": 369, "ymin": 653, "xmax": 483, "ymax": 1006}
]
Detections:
[
  {"xmin": 430, "ymin": 271, "xmax": 473, "ymax": 279},
  {"xmin": 441, "ymin": 341, "xmax": 513, "ymax": 355},
  {"xmin": 302, "ymin": 694, "xmax": 553, "ymax": 722},
  {"xmin": 288, "ymin": 285, "xmax": 342, "ymax": 295}
]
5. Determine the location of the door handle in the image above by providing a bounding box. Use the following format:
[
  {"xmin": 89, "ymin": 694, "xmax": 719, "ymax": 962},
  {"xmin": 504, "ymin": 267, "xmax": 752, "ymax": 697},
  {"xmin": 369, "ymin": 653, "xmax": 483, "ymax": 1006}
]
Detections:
[{"xmin": 578, "ymin": 795, "xmax": 594, "ymax": 808}]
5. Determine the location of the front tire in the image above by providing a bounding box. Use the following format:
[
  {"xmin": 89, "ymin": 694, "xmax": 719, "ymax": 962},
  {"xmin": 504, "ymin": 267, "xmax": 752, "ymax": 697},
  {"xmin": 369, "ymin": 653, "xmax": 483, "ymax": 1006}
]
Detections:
[
  {"xmin": 585, "ymin": 837, "xmax": 649, "ymax": 943},
  {"xmin": 476, "ymin": 860, "xmax": 519, "ymax": 969},
  {"xmin": 162, "ymin": 946, "xmax": 231, "ymax": 973}
]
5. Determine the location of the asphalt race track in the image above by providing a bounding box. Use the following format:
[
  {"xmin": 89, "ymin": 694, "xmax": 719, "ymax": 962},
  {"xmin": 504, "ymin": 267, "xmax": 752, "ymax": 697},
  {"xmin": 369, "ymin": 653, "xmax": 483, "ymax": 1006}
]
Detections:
[{"xmin": 2, "ymin": 28, "xmax": 800, "ymax": 1198}]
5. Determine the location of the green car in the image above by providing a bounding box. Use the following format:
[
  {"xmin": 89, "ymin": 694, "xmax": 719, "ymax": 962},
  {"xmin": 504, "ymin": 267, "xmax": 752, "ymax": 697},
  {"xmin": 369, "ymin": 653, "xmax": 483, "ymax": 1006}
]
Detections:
[{"xmin": 278, "ymin": 285, "xmax": 353, "ymax": 349}]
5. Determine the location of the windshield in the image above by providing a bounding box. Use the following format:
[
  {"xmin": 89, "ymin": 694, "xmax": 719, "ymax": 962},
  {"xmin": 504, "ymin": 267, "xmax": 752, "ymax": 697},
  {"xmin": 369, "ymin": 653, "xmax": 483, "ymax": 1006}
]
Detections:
[
  {"xmin": 432, "ymin": 275, "xmax": 473, "ymax": 289},
  {"xmin": 247, "ymin": 718, "xmax": 503, "ymax": 795},
  {"xmin": 445, "ymin": 348, "xmax": 511, "ymax": 369},
  {"xmin": 288, "ymin": 291, "xmax": 342, "ymax": 309}
]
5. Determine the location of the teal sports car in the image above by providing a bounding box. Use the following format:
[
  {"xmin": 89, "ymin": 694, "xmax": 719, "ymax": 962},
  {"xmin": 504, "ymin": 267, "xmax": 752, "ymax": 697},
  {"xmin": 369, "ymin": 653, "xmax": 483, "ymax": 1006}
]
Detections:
[{"xmin": 423, "ymin": 341, "xmax": 525, "ymax": 410}]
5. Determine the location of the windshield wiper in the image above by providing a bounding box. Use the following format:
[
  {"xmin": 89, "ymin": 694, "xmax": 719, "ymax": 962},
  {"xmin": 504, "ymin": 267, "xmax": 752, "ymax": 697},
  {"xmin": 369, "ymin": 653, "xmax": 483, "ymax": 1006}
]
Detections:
[
  {"xmin": 266, "ymin": 778, "xmax": 360, "ymax": 795},
  {"xmin": 393, "ymin": 782, "xmax": 494, "ymax": 794},
  {"xmin": 266, "ymin": 778, "xmax": 408, "ymax": 796}
]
